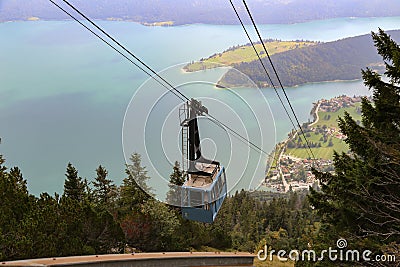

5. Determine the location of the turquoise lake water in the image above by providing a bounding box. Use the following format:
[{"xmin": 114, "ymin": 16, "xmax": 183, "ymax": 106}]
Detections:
[{"xmin": 1, "ymin": 17, "xmax": 399, "ymax": 198}]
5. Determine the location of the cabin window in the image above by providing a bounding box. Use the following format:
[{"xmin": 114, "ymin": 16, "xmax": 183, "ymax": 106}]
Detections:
[{"xmin": 189, "ymin": 190, "xmax": 203, "ymax": 207}]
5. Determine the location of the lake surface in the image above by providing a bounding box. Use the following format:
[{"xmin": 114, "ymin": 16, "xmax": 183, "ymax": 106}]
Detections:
[{"xmin": 1, "ymin": 17, "xmax": 399, "ymax": 198}]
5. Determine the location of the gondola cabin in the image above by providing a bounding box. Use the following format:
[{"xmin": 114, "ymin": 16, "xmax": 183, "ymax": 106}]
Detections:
[
  {"xmin": 179, "ymin": 99, "xmax": 228, "ymax": 223},
  {"xmin": 181, "ymin": 164, "xmax": 227, "ymax": 223}
]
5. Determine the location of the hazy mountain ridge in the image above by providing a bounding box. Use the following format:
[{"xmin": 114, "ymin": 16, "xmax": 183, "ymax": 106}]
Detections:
[{"xmin": 1, "ymin": 0, "xmax": 400, "ymax": 24}]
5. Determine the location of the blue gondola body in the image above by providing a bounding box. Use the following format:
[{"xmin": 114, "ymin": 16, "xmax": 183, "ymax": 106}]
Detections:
[{"xmin": 181, "ymin": 166, "xmax": 227, "ymax": 223}]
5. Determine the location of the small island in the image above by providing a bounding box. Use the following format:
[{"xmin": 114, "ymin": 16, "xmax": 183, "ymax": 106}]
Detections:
[
  {"xmin": 27, "ymin": 16, "xmax": 40, "ymax": 21},
  {"xmin": 141, "ymin": 21, "xmax": 174, "ymax": 27}
]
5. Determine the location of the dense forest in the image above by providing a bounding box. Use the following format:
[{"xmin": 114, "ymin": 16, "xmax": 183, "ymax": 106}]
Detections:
[
  {"xmin": 220, "ymin": 30, "xmax": 400, "ymax": 88},
  {"xmin": 1, "ymin": 0, "xmax": 400, "ymax": 25},
  {"xmin": 0, "ymin": 151, "xmax": 318, "ymax": 261}
]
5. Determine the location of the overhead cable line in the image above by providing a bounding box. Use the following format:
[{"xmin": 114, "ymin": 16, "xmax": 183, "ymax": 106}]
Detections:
[
  {"xmin": 230, "ymin": 0, "xmax": 316, "ymax": 160},
  {"xmin": 241, "ymin": 0, "xmax": 316, "ymax": 160},
  {"xmin": 48, "ymin": 0, "xmax": 271, "ymax": 157},
  {"xmin": 48, "ymin": 0, "xmax": 186, "ymax": 102},
  {"xmin": 60, "ymin": 0, "xmax": 189, "ymax": 102},
  {"xmin": 227, "ymin": 0, "xmax": 309, "ymax": 159},
  {"xmin": 206, "ymin": 113, "xmax": 271, "ymax": 155}
]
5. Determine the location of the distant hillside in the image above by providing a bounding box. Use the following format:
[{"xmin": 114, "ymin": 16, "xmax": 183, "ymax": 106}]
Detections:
[
  {"xmin": 1, "ymin": 0, "xmax": 400, "ymax": 24},
  {"xmin": 218, "ymin": 30, "xmax": 400, "ymax": 88}
]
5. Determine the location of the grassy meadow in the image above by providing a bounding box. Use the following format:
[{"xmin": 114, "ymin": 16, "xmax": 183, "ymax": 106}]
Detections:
[
  {"xmin": 285, "ymin": 102, "xmax": 362, "ymax": 160},
  {"xmin": 312, "ymin": 102, "xmax": 362, "ymax": 129},
  {"xmin": 285, "ymin": 132, "xmax": 349, "ymax": 159}
]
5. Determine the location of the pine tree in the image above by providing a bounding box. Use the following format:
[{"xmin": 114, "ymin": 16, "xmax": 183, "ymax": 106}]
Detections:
[
  {"xmin": 63, "ymin": 162, "xmax": 85, "ymax": 202},
  {"xmin": 166, "ymin": 161, "xmax": 185, "ymax": 206},
  {"xmin": 119, "ymin": 153, "xmax": 152, "ymax": 213},
  {"xmin": 0, "ymin": 156, "xmax": 32, "ymax": 261},
  {"xmin": 309, "ymin": 29, "xmax": 400, "ymax": 255},
  {"xmin": 169, "ymin": 161, "xmax": 185, "ymax": 186},
  {"xmin": 92, "ymin": 165, "xmax": 117, "ymax": 208}
]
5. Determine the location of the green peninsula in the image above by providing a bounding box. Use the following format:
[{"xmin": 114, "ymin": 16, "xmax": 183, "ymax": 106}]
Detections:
[
  {"xmin": 184, "ymin": 40, "xmax": 316, "ymax": 72},
  {"xmin": 185, "ymin": 30, "xmax": 400, "ymax": 88}
]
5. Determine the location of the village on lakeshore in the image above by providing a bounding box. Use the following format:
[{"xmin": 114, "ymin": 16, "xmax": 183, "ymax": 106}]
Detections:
[{"xmin": 259, "ymin": 95, "xmax": 369, "ymax": 193}]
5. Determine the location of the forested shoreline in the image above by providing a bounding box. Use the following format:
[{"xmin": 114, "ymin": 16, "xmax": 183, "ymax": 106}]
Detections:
[{"xmin": 218, "ymin": 30, "xmax": 400, "ymax": 88}]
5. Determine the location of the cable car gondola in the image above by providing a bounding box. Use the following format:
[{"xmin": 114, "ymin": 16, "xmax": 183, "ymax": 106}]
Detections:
[{"xmin": 179, "ymin": 99, "xmax": 227, "ymax": 223}]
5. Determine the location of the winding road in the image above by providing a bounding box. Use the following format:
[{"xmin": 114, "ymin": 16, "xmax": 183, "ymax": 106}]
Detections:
[{"xmin": 308, "ymin": 101, "xmax": 321, "ymax": 127}]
